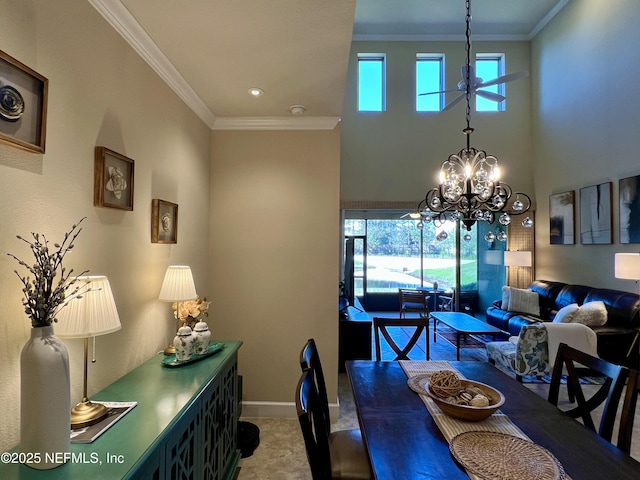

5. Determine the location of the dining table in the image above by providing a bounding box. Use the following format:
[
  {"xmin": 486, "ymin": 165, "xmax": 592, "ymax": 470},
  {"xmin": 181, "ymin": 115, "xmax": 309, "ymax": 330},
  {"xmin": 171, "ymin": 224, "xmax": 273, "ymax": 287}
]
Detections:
[{"xmin": 346, "ymin": 359, "xmax": 640, "ymax": 480}]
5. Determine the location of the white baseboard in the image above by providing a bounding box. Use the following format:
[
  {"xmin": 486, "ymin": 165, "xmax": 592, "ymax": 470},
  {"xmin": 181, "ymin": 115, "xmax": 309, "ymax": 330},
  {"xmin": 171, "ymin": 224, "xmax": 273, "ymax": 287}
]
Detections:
[{"xmin": 241, "ymin": 401, "xmax": 340, "ymax": 420}]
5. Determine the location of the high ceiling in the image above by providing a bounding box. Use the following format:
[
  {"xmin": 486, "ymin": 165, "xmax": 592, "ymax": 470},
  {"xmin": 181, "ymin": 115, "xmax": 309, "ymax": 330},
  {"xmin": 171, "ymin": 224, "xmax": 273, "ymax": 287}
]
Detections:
[{"xmin": 91, "ymin": 0, "xmax": 568, "ymax": 129}]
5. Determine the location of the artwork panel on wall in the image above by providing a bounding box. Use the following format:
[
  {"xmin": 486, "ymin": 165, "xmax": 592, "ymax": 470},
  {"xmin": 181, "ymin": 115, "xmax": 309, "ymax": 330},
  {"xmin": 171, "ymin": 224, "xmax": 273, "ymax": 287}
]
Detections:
[
  {"xmin": 580, "ymin": 182, "xmax": 612, "ymax": 245},
  {"xmin": 94, "ymin": 147, "xmax": 135, "ymax": 210},
  {"xmin": 619, "ymin": 174, "xmax": 640, "ymax": 244},
  {"xmin": 549, "ymin": 191, "xmax": 575, "ymax": 245},
  {"xmin": 152, "ymin": 199, "xmax": 178, "ymax": 244},
  {"xmin": 0, "ymin": 49, "xmax": 48, "ymax": 153}
]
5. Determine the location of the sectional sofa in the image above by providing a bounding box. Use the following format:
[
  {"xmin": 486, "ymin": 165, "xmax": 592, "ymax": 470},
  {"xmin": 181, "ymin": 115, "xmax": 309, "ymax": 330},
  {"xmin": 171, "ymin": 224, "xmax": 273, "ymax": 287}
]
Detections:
[{"xmin": 485, "ymin": 279, "xmax": 640, "ymax": 367}]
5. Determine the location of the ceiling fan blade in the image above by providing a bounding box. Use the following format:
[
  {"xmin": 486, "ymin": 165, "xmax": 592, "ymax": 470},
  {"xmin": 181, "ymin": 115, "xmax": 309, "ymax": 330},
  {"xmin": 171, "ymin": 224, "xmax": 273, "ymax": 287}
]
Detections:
[
  {"xmin": 443, "ymin": 93, "xmax": 466, "ymax": 111},
  {"xmin": 476, "ymin": 90, "xmax": 506, "ymax": 102},
  {"xmin": 419, "ymin": 88, "xmax": 460, "ymax": 96},
  {"xmin": 478, "ymin": 70, "xmax": 529, "ymax": 89}
]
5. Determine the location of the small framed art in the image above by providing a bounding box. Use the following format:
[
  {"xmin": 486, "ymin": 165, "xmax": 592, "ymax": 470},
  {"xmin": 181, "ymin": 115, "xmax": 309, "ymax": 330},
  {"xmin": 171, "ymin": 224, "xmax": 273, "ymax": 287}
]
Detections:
[
  {"xmin": 0, "ymin": 49, "xmax": 48, "ymax": 153},
  {"xmin": 549, "ymin": 191, "xmax": 575, "ymax": 245},
  {"xmin": 580, "ymin": 182, "xmax": 612, "ymax": 245},
  {"xmin": 94, "ymin": 146, "xmax": 135, "ymax": 210},
  {"xmin": 620, "ymin": 174, "xmax": 640, "ymax": 244},
  {"xmin": 152, "ymin": 199, "xmax": 178, "ymax": 244}
]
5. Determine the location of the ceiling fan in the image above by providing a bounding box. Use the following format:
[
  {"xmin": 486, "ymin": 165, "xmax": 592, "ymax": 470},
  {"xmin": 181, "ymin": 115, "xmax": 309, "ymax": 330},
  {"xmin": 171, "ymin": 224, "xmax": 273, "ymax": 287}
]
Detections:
[{"xmin": 420, "ymin": 64, "xmax": 528, "ymax": 111}]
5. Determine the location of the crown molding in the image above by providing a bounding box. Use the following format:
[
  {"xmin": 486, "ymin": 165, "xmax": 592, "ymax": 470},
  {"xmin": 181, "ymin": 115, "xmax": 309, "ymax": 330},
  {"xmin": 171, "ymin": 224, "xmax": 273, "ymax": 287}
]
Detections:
[
  {"xmin": 89, "ymin": 0, "xmax": 217, "ymax": 129},
  {"xmin": 212, "ymin": 116, "xmax": 340, "ymax": 131}
]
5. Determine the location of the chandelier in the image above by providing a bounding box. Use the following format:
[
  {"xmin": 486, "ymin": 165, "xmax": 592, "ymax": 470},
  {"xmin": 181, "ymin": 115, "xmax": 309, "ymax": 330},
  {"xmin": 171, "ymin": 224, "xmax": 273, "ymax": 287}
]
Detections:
[{"xmin": 417, "ymin": 0, "xmax": 533, "ymax": 232}]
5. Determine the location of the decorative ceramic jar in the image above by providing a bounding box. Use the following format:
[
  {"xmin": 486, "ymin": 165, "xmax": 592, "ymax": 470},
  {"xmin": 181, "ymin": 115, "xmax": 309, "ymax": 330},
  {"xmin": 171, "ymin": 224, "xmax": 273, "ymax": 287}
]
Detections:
[
  {"xmin": 173, "ymin": 325, "xmax": 195, "ymax": 361},
  {"xmin": 20, "ymin": 325, "xmax": 71, "ymax": 469},
  {"xmin": 193, "ymin": 320, "xmax": 211, "ymax": 355}
]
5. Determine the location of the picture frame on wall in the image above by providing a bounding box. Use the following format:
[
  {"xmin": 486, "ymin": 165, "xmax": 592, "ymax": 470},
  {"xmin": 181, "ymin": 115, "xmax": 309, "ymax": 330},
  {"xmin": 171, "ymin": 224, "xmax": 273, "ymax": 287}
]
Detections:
[
  {"xmin": 580, "ymin": 182, "xmax": 612, "ymax": 245},
  {"xmin": 619, "ymin": 174, "xmax": 640, "ymax": 244},
  {"xmin": 151, "ymin": 199, "xmax": 178, "ymax": 244},
  {"xmin": 0, "ymin": 49, "xmax": 48, "ymax": 153},
  {"xmin": 549, "ymin": 190, "xmax": 575, "ymax": 245},
  {"xmin": 94, "ymin": 146, "xmax": 135, "ymax": 210}
]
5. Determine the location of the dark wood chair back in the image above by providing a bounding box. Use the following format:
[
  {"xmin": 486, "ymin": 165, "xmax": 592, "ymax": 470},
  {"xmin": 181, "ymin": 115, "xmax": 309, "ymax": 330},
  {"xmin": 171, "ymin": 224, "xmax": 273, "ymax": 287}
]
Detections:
[
  {"xmin": 398, "ymin": 288, "xmax": 429, "ymax": 318},
  {"xmin": 618, "ymin": 368, "xmax": 640, "ymax": 454},
  {"xmin": 374, "ymin": 316, "xmax": 429, "ymax": 361},
  {"xmin": 548, "ymin": 342, "xmax": 629, "ymax": 442},
  {"xmin": 296, "ymin": 368, "xmax": 332, "ymax": 480},
  {"xmin": 300, "ymin": 338, "xmax": 331, "ymax": 433}
]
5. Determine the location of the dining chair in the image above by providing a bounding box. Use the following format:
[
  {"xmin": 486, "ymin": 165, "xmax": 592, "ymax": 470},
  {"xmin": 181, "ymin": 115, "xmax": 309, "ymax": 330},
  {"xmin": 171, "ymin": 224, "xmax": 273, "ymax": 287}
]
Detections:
[
  {"xmin": 398, "ymin": 288, "xmax": 429, "ymax": 318},
  {"xmin": 617, "ymin": 368, "xmax": 640, "ymax": 454},
  {"xmin": 373, "ymin": 316, "xmax": 429, "ymax": 361},
  {"xmin": 296, "ymin": 369, "xmax": 372, "ymax": 480},
  {"xmin": 299, "ymin": 338, "xmax": 331, "ymax": 432},
  {"xmin": 548, "ymin": 342, "xmax": 629, "ymax": 443}
]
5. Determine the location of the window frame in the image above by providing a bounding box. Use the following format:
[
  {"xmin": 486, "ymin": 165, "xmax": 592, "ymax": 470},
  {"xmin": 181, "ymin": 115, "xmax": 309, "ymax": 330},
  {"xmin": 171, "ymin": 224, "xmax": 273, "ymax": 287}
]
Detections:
[
  {"xmin": 416, "ymin": 53, "xmax": 445, "ymax": 112},
  {"xmin": 475, "ymin": 53, "xmax": 505, "ymax": 112},
  {"xmin": 357, "ymin": 53, "xmax": 386, "ymax": 112}
]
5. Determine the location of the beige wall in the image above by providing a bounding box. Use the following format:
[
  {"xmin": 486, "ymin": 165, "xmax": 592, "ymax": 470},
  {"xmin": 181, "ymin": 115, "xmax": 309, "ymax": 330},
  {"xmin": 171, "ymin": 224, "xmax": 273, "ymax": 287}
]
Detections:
[
  {"xmin": 341, "ymin": 40, "xmax": 534, "ymax": 205},
  {"xmin": 210, "ymin": 129, "xmax": 341, "ymax": 407},
  {"xmin": 531, "ymin": 0, "xmax": 640, "ymax": 289},
  {"xmin": 0, "ymin": 0, "xmax": 211, "ymax": 452}
]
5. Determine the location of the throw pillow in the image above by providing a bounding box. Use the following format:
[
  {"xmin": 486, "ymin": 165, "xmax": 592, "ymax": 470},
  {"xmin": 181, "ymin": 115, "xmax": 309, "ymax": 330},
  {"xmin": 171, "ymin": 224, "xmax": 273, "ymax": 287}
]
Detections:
[
  {"xmin": 501, "ymin": 285, "xmax": 511, "ymax": 310},
  {"xmin": 506, "ymin": 287, "xmax": 540, "ymax": 316},
  {"xmin": 553, "ymin": 303, "xmax": 580, "ymax": 323},
  {"xmin": 572, "ymin": 301, "xmax": 608, "ymax": 326}
]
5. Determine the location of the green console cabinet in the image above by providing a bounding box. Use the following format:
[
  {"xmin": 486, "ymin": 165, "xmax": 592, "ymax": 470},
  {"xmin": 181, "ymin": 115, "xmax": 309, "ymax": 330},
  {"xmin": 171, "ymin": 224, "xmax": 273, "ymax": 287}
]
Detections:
[{"xmin": 0, "ymin": 341, "xmax": 243, "ymax": 480}]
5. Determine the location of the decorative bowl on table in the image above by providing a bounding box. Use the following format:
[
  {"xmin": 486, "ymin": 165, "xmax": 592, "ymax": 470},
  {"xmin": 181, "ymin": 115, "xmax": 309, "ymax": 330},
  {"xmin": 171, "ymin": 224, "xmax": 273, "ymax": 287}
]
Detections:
[{"xmin": 425, "ymin": 379, "xmax": 505, "ymax": 422}]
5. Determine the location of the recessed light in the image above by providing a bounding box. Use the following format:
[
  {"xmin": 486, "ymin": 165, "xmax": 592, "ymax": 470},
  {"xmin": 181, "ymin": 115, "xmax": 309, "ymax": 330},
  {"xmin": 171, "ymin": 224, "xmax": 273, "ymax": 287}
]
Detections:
[{"xmin": 248, "ymin": 87, "xmax": 264, "ymax": 97}]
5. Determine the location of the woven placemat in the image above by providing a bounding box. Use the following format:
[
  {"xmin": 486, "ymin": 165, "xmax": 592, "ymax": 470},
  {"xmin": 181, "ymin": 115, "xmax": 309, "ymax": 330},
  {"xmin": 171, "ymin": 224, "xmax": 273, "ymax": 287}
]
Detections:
[{"xmin": 449, "ymin": 431, "xmax": 566, "ymax": 480}]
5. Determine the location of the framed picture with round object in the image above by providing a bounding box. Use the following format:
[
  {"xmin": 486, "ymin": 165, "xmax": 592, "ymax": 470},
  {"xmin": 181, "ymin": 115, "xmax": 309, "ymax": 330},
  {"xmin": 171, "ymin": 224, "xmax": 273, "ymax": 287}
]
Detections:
[
  {"xmin": 94, "ymin": 146, "xmax": 135, "ymax": 210},
  {"xmin": 151, "ymin": 198, "xmax": 178, "ymax": 244},
  {"xmin": 0, "ymin": 49, "xmax": 48, "ymax": 153}
]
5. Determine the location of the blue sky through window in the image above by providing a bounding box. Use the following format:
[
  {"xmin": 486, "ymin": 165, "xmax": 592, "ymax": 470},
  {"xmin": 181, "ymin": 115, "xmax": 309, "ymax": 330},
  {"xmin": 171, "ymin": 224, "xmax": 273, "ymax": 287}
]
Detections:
[{"xmin": 358, "ymin": 55, "xmax": 384, "ymax": 111}]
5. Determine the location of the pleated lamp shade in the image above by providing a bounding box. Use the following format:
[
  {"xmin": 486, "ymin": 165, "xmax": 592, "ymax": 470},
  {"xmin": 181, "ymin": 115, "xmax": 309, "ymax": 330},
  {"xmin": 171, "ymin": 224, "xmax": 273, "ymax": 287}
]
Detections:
[
  {"xmin": 158, "ymin": 265, "xmax": 198, "ymax": 302},
  {"xmin": 56, "ymin": 276, "xmax": 122, "ymax": 339},
  {"xmin": 615, "ymin": 253, "xmax": 640, "ymax": 280}
]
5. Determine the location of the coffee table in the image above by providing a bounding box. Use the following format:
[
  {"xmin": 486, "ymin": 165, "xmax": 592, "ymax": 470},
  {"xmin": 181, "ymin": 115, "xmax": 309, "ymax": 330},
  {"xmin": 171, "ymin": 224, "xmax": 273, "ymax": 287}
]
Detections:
[{"xmin": 430, "ymin": 311, "xmax": 502, "ymax": 360}]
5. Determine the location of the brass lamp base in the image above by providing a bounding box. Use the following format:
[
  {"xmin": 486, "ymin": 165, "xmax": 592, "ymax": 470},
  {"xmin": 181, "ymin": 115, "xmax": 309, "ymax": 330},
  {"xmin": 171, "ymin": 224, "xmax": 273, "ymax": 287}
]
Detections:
[
  {"xmin": 164, "ymin": 344, "xmax": 176, "ymax": 355},
  {"xmin": 70, "ymin": 400, "xmax": 109, "ymax": 429}
]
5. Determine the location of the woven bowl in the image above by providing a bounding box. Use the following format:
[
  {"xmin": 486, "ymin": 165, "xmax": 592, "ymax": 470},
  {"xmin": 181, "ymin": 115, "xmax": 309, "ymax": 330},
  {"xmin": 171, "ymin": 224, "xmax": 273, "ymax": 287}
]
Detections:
[{"xmin": 426, "ymin": 379, "xmax": 505, "ymax": 422}]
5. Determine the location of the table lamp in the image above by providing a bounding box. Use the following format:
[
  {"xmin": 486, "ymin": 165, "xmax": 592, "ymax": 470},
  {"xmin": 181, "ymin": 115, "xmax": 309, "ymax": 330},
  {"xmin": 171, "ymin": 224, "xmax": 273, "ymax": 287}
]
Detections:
[
  {"xmin": 158, "ymin": 265, "xmax": 197, "ymax": 355},
  {"xmin": 615, "ymin": 252, "xmax": 640, "ymax": 357},
  {"xmin": 504, "ymin": 250, "xmax": 532, "ymax": 289},
  {"xmin": 56, "ymin": 275, "xmax": 121, "ymax": 428}
]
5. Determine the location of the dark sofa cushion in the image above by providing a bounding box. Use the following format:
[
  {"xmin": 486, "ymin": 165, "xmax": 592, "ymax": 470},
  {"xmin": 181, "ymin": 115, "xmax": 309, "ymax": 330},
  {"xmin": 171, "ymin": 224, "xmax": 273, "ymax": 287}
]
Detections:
[
  {"xmin": 529, "ymin": 280, "xmax": 566, "ymax": 319},
  {"xmin": 584, "ymin": 288, "xmax": 640, "ymax": 328},
  {"xmin": 555, "ymin": 284, "xmax": 593, "ymax": 310}
]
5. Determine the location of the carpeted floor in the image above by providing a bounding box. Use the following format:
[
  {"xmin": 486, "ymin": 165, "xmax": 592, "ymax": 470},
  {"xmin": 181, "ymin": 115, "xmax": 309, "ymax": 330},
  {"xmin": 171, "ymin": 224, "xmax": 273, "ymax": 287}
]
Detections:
[{"xmin": 236, "ymin": 313, "xmax": 640, "ymax": 479}]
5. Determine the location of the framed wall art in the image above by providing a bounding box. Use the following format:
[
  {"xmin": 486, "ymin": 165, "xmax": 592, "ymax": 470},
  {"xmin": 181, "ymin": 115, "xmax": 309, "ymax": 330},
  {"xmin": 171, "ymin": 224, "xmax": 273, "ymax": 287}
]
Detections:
[
  {"xmin": 549, "ymin": 191, "xmax": 575, "ymax": 245},
  {"xmin": 94, "ymin": 146, "xmax": 135, "ymax": 210},
  {"xmin": 619, "ymin": 174, "xmax": 640, "ymax": 244},
  {"xmin": 152, "ymin": 199, "xmax": 178, "ymax": 244},
  {"xmin": 580, "ymin": 182, "xmax": 612, "ymax": 245},
  {"xmin": 0, "ymin": 49, "xmax": 48, "ymax": 153}
]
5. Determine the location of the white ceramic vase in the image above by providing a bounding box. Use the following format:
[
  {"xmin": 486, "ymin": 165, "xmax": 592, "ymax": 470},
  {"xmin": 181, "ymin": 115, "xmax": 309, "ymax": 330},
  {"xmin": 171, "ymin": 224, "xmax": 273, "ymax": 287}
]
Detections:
[
  {"xmin": 173, "ymin": 325, "xmax": 196, "ymax": 361},
  {"xmin": 20, "ymin": 325, "xmax": 71, "ymax": 470},
  {"xmin": 193, "ymin": 320, "xmax": 211, "ymax": 355}
]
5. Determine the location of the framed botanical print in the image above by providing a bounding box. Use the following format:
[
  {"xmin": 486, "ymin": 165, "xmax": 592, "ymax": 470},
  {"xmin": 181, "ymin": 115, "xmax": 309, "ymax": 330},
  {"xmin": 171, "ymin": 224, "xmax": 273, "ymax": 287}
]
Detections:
[
  {"xmin": 152, "ymin": 199, "xmax": 178, "ymax": 244},
  {"xmin": 620, "ymin": 174, "xmax": 640, "ymax": 244},
  {"xmin": 94, "ymin": 146, "xmax": 135, "ymax": 210},
  {"xmin": 549, "ymin": 191, "xmax": 575, "ymax": 245},
  {"xmin": 0, "ymin": 49, "xmax": 48, "ymax": 153},
  {"xmin": 580, "ymin": 182, "xmax": 612, "ymax": 244}
]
